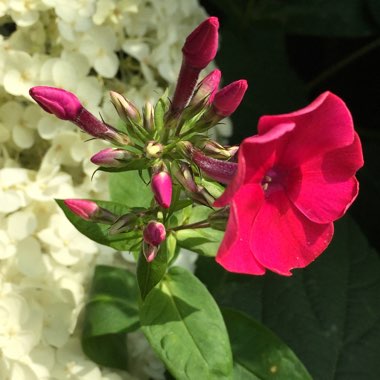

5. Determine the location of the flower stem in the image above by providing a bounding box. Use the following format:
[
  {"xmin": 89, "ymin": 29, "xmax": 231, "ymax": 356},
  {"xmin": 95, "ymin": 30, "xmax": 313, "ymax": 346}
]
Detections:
[{"xmin": 171, "ymin": 219, "xmax": 210, "ymax": 231}]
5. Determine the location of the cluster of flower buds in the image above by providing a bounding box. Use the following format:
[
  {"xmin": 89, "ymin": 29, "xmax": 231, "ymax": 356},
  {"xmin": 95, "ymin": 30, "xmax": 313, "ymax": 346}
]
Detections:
[{"xmin": 30, "ymin": 16, "xmax": 246, "ymax": 263}]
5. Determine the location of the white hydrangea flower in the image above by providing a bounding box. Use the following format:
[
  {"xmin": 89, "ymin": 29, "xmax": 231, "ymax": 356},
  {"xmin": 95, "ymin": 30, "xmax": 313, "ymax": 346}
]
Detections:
[
  {"xmin": 78, "ymin": 26, "xmax": 119, "ymax": 78},
  {"xmin": 38, "ymin": 212, "xmax": 98, "ymax": 266},
  {"xmin": 0, "ymin": 293, "xmax": 43, "ymax": 359}
]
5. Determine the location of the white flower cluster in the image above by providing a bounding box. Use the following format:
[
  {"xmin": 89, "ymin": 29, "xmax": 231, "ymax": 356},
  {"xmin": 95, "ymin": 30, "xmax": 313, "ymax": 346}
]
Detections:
[{"xmin": 0, "ymin": 1, "xmax": 212, "ymax": 379}]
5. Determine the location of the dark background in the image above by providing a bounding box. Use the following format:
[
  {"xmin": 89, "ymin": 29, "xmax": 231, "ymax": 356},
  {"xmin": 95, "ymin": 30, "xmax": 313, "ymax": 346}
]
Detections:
[{"xmin": 197, "ymin": 1, "xmax": 380, "ymax": 379}]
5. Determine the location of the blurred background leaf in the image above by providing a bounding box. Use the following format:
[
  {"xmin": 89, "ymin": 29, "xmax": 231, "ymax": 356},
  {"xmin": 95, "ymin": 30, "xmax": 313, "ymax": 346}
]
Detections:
[{"xmin": 196, "ymin": 218, "xmax": 380, "ymax": 379}]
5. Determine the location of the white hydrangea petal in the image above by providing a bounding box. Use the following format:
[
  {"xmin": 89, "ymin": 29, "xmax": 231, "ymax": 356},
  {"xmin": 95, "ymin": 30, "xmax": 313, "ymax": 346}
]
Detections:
[
  {"xmin": 0, "ymin": 190, "xmax": 27, "ymax": 214},
  {"xmin": 16, "ymin": 237, "xmax": 46, "ymax": 278},
  {"xmin": 0, "ymin": 123, "xmax": 11, "ymax": 143},
  {"xmin": 10, "ymin": 10, "xmax": 39, "ymax": 27},
  {"xmin": 94, "ymin": 52, "xmax": 119, "ymax": 78},
  {"xmin": 12, "ymin": 125, "xmax": 35, "ymax": 149},
  {"xmin": 8, "ymin": 361, "xmax": 39, "ymax": 380},
  {"xmin": 7, "ymin": 210, "xmax": 37, "ymax": 241}
]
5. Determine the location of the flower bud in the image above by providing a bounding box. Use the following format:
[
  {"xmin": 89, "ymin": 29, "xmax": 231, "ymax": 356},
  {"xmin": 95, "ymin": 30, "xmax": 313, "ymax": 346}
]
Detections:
[
  {"xmin": 30, "ymin": 86, "xmax": 130, "ymax": 145},
  {"xmin": 182, "ymin": 17, "xmax": 219, "ymax": 70},
  {"xmin": 192, "ymin": 148, "xmax": 238, "ymax": 184},
  {"xmin": 143, "ymin": 221, "xmax": 166, "ymax": 246},
  {"xmin": 211, "ymin": 79, "xmax": 248, "ymax": 118},
  {"xmin": 208, "ymin": 207, "xmax": 229, "ymax": 231},
  {"xmin": 108, "ymin": 213, "xmax": 138, "ymax": 235},
  {"xmin": 144, "ymin": 141, "xmax": 163, "ymax": 159},
  {"xmin": 171, "ymin": 161, "xmax": 198, "ymax": 193},
  {"xmin": 30, "ymin": 86, "xmax": 82, "ymax": 120},
  {"xmin": 64, "ymin": 199, "xmax": 116, "ymax": 224},
  {"xmin": 90, "ymin": 148, "xmax": 135, "ymax": 167},
  {"xmin": 195, "ymin": 138, "xmax": 237, "ymax": 159},
  {"xmin": 169, "ymin": 17, "xmax": 219, "ymax": 116},
  {"xmin": 189, "ymin": 69, "xmax": 221, "ymax": 106},
  {"xmin": 143, "ymin": 102, "xmax": 154, "ymax": 131},
  {"xmin": 110, "ymin": 91, "xmax": 141, "ymax": 124},
  {"xmin": 151, "ymin": 170, "xmax": 172, "ymax": 209},
  {"xmin": 142, "ymin": 242, "xmax": 158, "ymax": 263}
]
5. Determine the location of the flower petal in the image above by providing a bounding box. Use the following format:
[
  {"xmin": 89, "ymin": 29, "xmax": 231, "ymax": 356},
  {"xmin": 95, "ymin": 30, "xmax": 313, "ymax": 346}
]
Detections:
[
  {"xmin": 251, "ymin": 190, "xmax": 334, "ymax": 275},
  {"xmin": 214, "ymin": 122, "xmax": 295, "ymax": 207},
  {"xmin": 258, "ymin": 92, "xmax": 355, "ymax": 168},
  {"xmin": 216, "ymin": 184, "xmax": 266, "ymax": 274},
  {"xmin": 285, "ymin": 133, "xmax": 363, "ymax": 223}
]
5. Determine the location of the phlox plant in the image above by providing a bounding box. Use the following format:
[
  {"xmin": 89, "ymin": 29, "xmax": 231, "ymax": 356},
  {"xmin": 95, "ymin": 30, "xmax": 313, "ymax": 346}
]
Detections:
[{"xmin": 29, "ymin": 17, "xmax": 363, "ymax": 380}]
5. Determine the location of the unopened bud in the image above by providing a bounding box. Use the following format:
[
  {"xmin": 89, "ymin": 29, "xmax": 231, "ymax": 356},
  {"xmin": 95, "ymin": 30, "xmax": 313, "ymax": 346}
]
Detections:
[
  {"xmin": 211, "ymin": 79, "xmax": 248, "ymax": 118},
  {"xmin": 64, "ymin": 199, "xmax": 116, "ymax": 224},
  {"xmin": 110, "ymin": 91, "xmax": 141, "ymax": 124},
  {"xmin": 196, "ymin": 139, "xmax": 237, "ymax": 159},
  {"xmin": 109, "ymin": 213, "xmax": 138, "ymax": 235},
  {"xmin": 192, "ymin": 148, "xmax": 238, "ymax": 184},
  {"xmin": 171, "ymin": 161, "xmax": 198, "ymax": 193},
  {"xmin": 175, "ymin": 141, "xmax": 193, "ymax": 159},
  {"xmin": 29, "ymin": 86, "xmax": 82, "ymax": 120},
  {"xmin": 30, "ymin": 86, "xmax": 130, "ymax": 145},
  {"xmin": 208, "ymin": 207, "xmax": 229, "ymax": 231},
  {"xmin": 143, "ymin": 221, "xmax": 166, "ymax": 246},
  {"xmin": 182, "ymin": 17, "xmax": 219, "ymax": 70},
  {"xmin": 91, "ymin": 148, "xmax": 135, "ymax": 167},
  {"xmin": 143, "ymin": 102, "xmax": 154, "ymax": 131},
  {"xmin": 151, "ymin": 169, "xmax": 172, "ymax": 209},
  {"xmin": 190, "ymin": 69, "xmax": 221, "ymax": 106},
  {"xmin": 142, "ymin": 242, "xmax": 158, "ymax": 263},
  {"xmin": 169, "ymin": 17, "xmax": 219, "ymax": 116},
  {"xmin": 144, "ymin": 141, "xmax": 163, "ymax": 159}
]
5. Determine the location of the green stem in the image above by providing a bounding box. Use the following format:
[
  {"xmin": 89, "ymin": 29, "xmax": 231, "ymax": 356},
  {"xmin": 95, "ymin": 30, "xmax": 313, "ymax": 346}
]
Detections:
[
  {"xmin": 171, "ymin": 219, "xmax": 210, "ymax": 232},
  {"xmin": 307, "ymin": 37, "xmax": 380, "ymax": 90}
]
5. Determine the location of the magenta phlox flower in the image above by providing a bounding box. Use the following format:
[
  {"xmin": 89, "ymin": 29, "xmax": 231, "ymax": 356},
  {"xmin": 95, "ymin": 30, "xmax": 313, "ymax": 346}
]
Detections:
[{"xmin": 214, "ymin": 92, "xmax": 364, "ymax": 276}]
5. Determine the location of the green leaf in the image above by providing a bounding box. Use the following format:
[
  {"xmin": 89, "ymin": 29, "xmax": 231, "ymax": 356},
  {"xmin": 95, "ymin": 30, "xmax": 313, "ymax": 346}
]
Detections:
[
  {"xmin": 136, "ymin": 240, "xmax": 168, "ymax": 300},
  {"xmin": 175, "ymin": 205, "xmax": 224, "ymax": 256},
  {"xmin": 56, "ymin": 199, "xmax": 141, "ymax": 251},
  {"xmin": 109, "ymin": 170, "xmax": 152, "ymax": 207},
  {"xmin": 140, "ymin": 266, "xmax": 233, "ymax": 380},
  {"xmin": 197, "ymin": 217, "xmax": 380, "ymax": 380},
  {"xmin": 82, "ymin": 265, "xmax": 139, "ymax": 370},
  {"xmin": 223, "ymin": 308, "xmax": 311, "ymax": 380}
]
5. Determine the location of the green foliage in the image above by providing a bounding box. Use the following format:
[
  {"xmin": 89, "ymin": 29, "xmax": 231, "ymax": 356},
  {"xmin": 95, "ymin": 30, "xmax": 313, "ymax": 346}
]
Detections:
[
  {"xmin": 56, "ymin": 199, "xmax": 141, "ymax": 251},
  {"xmin": 174, "ymin": 205, "xmax": 224, "ymax": 256},
  {"xmin": 109, "ymin": 170, "xmax": 153, "ymax": 207},
  {"xmin": 208, "ymin": 0, "xmax": 380, "ymax": 37},
  {"xmin": 223, "ymin": 308, "xmax": 312, "ymax": 380},
  {"xmin": 197, "ymin": 217, "xmax": 380, "ymax": 380},
  {"xmin": 81, "ymin": 265, "xmax": 139, "ymax": 370},
  {"xmin": 137, "ymin": 241, "xmax": 168, "ymax": 300},
  {"xmin": 140, "ymin": 266, "xmax": 233, "ymax": 380}
]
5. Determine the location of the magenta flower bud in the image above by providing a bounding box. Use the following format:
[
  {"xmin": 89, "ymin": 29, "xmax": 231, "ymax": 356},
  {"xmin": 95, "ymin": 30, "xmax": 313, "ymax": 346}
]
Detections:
[
  {"xmin": 192, "ymin": 148, "xmax": 238, "ymax": 184},
  {"xmin": 90, "ymin": 148, "xmax": 134, "ymax": 167},
  {"xmin": 64, "ymin": 199, "xmax": 116, "ymax": 224},
  {"xmin": 143, "ymin": 221, "xmax": 166, "ymax": 246},
  {"xmin": 30, "ymin": 86, "xmax": 130, "ymax": 145},
  {"xmin": 142, "ymin": 242, "xmax": 158, "ymax": 263},
  {"xmin": 212, "ymin": 79, "xmax": 248, "ymax": 117},
  {"xmin": 29, "ymin": 86, "xmax": 82, "ymax": 120},
  {"xmin": 151, "ymin": 171, "xmax": 172, "ymax": 209},
  {"xmin": 169, "ymin": 17, "xmax": 219, "ymax": 117},
  {"xmin": 190, "ymin": 69, "xmax": 221, "ymax": 106},
  {"xmin": 182, "ymin": 17, "xmax": 219, "ymax": 70}
]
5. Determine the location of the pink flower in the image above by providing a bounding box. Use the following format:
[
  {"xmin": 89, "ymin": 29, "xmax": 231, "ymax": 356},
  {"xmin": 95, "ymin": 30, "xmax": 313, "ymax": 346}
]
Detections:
[
  {"xmin": 189, "ymin": 69, "xmax": 221, "ymax": 106},
  {"xmin": 214, "ymin": 92, "xmax": 364, "ymax": 276},
  {"xmin": 143, "ymin": 221, "xmax": 166, "ymax": 246}
]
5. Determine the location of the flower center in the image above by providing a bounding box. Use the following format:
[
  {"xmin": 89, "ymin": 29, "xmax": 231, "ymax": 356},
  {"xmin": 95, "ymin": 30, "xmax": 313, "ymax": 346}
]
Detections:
[{"xmin": 261, "ymin": 168, "xmax": 282, "ymax": 194}]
